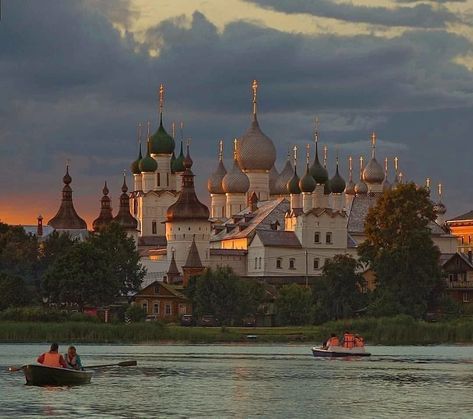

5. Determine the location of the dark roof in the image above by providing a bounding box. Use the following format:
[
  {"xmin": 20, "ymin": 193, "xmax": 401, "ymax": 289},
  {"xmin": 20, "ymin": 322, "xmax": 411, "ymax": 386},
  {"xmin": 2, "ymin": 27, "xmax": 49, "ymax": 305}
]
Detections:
[
  {"xmin": 183, "ymin": 237, "xmax": 203, "ymax": 268},
  {"xmin": 254, "ymin": 230, "xmax": 301, "ymax": 248},
  {"xmin": 113, "ymin": 178, "xmax": 138, "ymax": 231},
  {"xmin": 448, "ymin": 210, "xmax": 473, "ymax": 222},
  {"xmin": 440, "ymin": 253, "xmax": 473, "ymax": 269},
  {"xmin": 48, "ymin": 166, "xmax": 87, "ymax": 230},
  {"xmin": 209, "ymin": 249, "xmax": 247, "ymax": 256},
  {"xmin": 92, "ymin": 182, "xmax": 114, "ymax": 232},
  {"xmin": 167, "ymin": 252, "xmax": 180, "ymax": 275}
]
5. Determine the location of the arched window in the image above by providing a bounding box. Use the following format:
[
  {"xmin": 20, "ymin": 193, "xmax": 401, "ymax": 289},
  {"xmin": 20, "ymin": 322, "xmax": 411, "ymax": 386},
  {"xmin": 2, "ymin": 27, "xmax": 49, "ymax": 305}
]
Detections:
[
  {"xmin": 258, "ymin": 257, "xmax": 262, "ymax": 269},
  {"xmin": 254, "ymin": 257, "xmax": 258, "ymax": 269},
  {"xmin": 313, "ymin": 258, "xmax": 320, "ymax": 269},
  {"xmin": 157, "ymin": 173, "xmax": 161, "ymax": 186},
  {"xmin": 276, "ymin": 258, "xmax": 282, "ymax": 269},
  {"xmin": 314, "ymin": 232, "xmax": 320, "ymax": 243},
  {"xmin": 326, "ymin": 232, "xmax": 332, "ymax": 244},
  {"xmin": 152, "ymin": 221, "xmax": 157, "ymax": 235},
  {"xmin": 289, "ymin": 258, "xmax": 295, "ymax": 269}
]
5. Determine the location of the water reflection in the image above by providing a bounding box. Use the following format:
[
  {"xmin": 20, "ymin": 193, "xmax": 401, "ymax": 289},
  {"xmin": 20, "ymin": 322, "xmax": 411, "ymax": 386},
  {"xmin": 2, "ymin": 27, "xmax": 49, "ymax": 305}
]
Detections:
[{"xmin": 2, "ymin": 344, "xmax": 473, "ymax": 418}]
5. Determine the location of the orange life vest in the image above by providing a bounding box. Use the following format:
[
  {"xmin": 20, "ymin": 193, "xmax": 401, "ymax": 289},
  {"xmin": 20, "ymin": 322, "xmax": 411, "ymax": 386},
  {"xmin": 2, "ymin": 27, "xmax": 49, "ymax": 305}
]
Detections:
[
  {"xmin": 328, "ymin": 337, "xmax": 340, "ymax": 347},
  {"xmin": 43, "ymin": 352, "xmax": 62, "ymax": 367},
  {"xmin": 343, "ymin": 333, "xmax": 355, "ymax": 349}
]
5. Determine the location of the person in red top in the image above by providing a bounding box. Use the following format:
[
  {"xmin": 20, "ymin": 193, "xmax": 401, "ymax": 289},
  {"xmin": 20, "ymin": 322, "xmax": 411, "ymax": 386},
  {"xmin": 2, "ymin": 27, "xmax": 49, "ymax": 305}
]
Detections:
[
  {"xmin": 324, "ymin": 333, "xmax": 341, "ymax": 348},
  {"xmin": 343, "ymin": 331, "xmax": 355, "ymax": 349},
  {"xmin": 37, "ymin": 343, "xmax": 67, "ymax": 368},
  {"xmin": 354, "ymin": 335, "xmax": 365, "ymax": 347}
]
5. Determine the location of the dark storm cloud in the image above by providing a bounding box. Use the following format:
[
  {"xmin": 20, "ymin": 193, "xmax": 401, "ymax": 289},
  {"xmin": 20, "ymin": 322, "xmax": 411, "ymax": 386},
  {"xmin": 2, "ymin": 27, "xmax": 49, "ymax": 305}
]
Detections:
[
  {"xmin": 0, "ymin": 0, "xmax": 472, "ymax": 222},
  {"xmin": 244, "ymin": 0, "xmax": 458, "ymax": 28}
]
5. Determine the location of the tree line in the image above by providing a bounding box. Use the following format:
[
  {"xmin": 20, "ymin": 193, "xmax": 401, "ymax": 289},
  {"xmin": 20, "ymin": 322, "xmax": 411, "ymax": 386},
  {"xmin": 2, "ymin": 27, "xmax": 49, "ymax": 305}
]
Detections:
[{"xmin": 0, "ymin": 223, "xmax": 145, "ymax": 311}]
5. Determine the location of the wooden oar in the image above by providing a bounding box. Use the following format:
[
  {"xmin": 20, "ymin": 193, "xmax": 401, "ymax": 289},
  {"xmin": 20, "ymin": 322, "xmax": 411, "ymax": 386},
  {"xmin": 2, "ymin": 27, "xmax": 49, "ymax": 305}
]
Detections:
[
  {"xmin": 8, "ymin": 366, "xmax": 24, "ymax": 372},
  {"xmin": 84, "ymin": 360, "xmax": 137, "ymax": 369}
]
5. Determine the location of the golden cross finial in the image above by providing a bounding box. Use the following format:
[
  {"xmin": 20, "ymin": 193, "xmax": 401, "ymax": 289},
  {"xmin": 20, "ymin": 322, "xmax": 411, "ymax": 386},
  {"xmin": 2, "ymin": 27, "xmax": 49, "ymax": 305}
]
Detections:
[
  {"xmin": 233, "ymin": 138, "xmax": 238, "ymax": 159},
  {"xmin": 384, "ymin": 157, "xmax": 388, "ymax": 174},
  {"xmin": 359, "ymin": 156, "xmax": 364, "ymax": 180},
  {"xmin": 180, "ymin": 121, "xmax": 184, "ymax": 140},
  {"xmin": 159, "ymin": 83, "xmax": 164, "ymax": 113},
  {"xmin": 292, "ymin": 145, "xmax": 297, "ymax": 167},
  {"xmin": 123, "ymin": 169, "xmax": 126, "ymax": 177},
  {"xmin": 438, "ymin": 183, "xmax": 442, "ymax": 198},
  {"xmin": 252, "ymin": 79, "xmax": 258, "ymax": 115},
  {"xmin": 66, "ymin": 158, "xmax": 71, "ymax": 168},
  {"xmin": 147, "ymin": 120, "xmax": 150, "ymax": 139},
  {"xmin": 426, "ymin": 177, "xmax": 430, "ymax": 188},
  {"xmin": 186, "ymin": 138, "xmax": 191, "ymax": 147},
  {"xmin": 394, "ymin": 156, "xmax": 399, "ymax": 171},
  {"xmin": 218, "ymin": 140, "xmax": 224, "ymax": 161},
  {"xmin": 371, "ymin": 131, "xmax": 377, "ymax": 158},
  {"xmin": 399, "ymin": 172, "xmax": 403, "ymax": 182},
  {"xmin": 348, "ymin": 156, "xmax": 353, "ymax": 181},
  {"xmin": 172, "ymin": 122, "xmax": 175, "ymax": 139},
  {"xmin": 137, "ymin": 122, "xmax": 142, "ymax": 143},
  {"xmin": 306, "ymin": 144, "xmax": 310, "ymax": 165},
  {"xmin": 323, "ymin": 145, "xmax": 328, "ymax": 167}
]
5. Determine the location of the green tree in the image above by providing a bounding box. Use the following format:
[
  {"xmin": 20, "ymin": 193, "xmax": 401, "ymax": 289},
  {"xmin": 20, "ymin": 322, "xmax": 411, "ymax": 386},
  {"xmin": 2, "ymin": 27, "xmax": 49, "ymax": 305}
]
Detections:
[
  {"xmin": 0, "ymin": 273, "xmax": 32, "ymax": 310},
  {"xmin": 191, "ymin": 267, "xmax": 264, "ymax": 325},
  {"xmin": 88, "ymin": 223, "xmax": 145, "ymax": 298},
  {"xmin": 0, "ymin": 223, "xmax": 39, "ymax": 283},
  {"xmin": 42, "ymin": 241, "xmax": 116, "ymax": 310},
  {"xmin": 125, "ymin": 304, "xmax": 147, "ymax": 322},
  {"xmin": 313, "ymin": 254, "xmax": 367, "ymax": 323},
  {"xmin": 358, "ymin": 182, "xmax": 444, "ymax": 318},
  {"xmin": 275, "ymin": 284, "xmax": 313, "ymax": 326}
]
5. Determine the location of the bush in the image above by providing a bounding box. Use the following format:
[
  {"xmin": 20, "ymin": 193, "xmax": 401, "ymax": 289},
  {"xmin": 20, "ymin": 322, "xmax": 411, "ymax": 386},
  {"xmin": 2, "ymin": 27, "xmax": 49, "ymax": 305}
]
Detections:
[
  {"xmin": 0, "ymin": 307, "xmax": 99, "ymax": 322},
  {"xmin": 125, "ymin": 305, "xmax": 146, "ymax": 322}
]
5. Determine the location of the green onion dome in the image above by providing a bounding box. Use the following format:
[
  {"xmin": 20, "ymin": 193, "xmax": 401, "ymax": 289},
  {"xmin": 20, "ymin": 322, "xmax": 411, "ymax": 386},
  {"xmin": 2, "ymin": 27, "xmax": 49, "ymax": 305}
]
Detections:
[
  {"xmin": 330, "ymin": 164, "xmax": 346, "ymax": 194},
  {"xmin": 131, "ymin": 143, "xmax": 142, "ymax": 175},
  {"xmin": 310, "ymin": 144, "xmax": 328, "ymax": 184},
  {"xmin": 274, "ymin": 159, "xmax": 293, "ymax": 195},
  {"xmin": 324, "ymin": 179, "xmax": 332, "ymax": 195},
  {"xmin": 173, "ymin": 141, "xmax": 185, "ymax": 172},
  {"xmin": 139, "ymin": 141, "xmax": 158, "ymax": 173},
  {"xmin": 170, "ymin": 151, "xmax": 176, "ymax": 173},
  {"xmin": 150, "ymin": 114, "xmax": 175, "ymax": 155},
  {"xmin": 269, "ymin": 165, "xmax": 279, "ymax": 195},
  {"xmin": 299, "ymin": 164, "xmax": 316, "ymax": 193},
  {"xmin": 287, "ymin": 166, "xmax": 301, "ymax": 194}
]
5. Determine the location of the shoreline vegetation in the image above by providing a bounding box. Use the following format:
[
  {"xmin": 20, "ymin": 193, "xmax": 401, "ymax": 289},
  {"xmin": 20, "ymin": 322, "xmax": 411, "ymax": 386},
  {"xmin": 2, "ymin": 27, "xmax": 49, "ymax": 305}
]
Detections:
[{"xmin": 1, "ymin": 316, "xmax": 473, "ymax": 345}]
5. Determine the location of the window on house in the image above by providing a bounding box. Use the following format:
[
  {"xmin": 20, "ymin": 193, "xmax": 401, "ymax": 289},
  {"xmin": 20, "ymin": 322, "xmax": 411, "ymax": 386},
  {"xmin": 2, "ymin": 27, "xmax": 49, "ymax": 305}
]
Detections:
[
  {"xmin": 314, "ymin": 232, "xmax": 320, "ymax": 243},
  {"xmin": 326, "ymin": 232, "xmax": 332, "ymax": 244},
  {"xmin": 289, "ymin": 258, "xmax": 295, "ymax": 269},
  {"xmin": 165, "ymin": 304, "xmax": 172, "ymax": 315},
  {"xmin": 258, "ymin": 257, "xmax": 262, "ymax": 269},
  {"xmin": 153, "ymin": 303, "xmax": 159, "ymax": 314},
  {"xmin": 313, "ymin": 258, "xmax": 320, "ymax": 269},
  {"xmin": 167, "ymin": 173, "xmax": 169, "ymax": 186},
  {"xmin": 276, "ymin": 258, "xmax": 282, "ymax": 269},
  {"xmin": 142, "ymin": 302, "xmax": 148, "ymax": 313},
  {"xmin": 154, "ymin": 285, "xmax": 160, "ymax": 294},
  {"xmin": 152, "ymin": 221, "xmax": 157, "ymax": 235},
  {"xmin": 255, "ymin": 258, "xmax": 258, "ymax": 269},
  {"xmin": 178, "ymin": 304, "xmax": 186, "ymax": 315},
  {"xmin": 157, "ymin": 173, "xmax": 161, "ymax": 186}
]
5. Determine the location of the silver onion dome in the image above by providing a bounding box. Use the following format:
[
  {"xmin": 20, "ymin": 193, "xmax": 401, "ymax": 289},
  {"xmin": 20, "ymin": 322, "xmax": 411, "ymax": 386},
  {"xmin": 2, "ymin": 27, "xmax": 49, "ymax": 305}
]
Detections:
[
  {"xmin": 207, "ymin": 160, "xmax": 227, "ymax": 194},
  {"xmin": 222, "ymin": 158, "xmax": 250, "ymax": 194}
]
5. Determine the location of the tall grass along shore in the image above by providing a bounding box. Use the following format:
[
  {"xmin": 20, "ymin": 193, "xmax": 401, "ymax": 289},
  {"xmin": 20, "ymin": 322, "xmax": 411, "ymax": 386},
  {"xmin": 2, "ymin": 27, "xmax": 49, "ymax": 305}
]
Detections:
[{"xmin": 1, "ymin": 315, "xmax": 473, "ymax": 345}]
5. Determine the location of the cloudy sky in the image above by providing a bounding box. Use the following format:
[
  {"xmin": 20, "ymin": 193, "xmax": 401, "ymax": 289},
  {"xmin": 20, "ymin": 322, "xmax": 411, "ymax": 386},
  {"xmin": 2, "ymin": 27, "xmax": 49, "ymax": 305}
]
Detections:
[{"xmin": 0, "ymin": 0, "xmax": 472, "ymax": 225}]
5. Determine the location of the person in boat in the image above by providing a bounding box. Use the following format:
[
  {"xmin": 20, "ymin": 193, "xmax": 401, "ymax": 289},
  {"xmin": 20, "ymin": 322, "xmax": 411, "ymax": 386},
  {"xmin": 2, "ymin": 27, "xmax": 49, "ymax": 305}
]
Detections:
[
  {"xmin": 343, "ymin": 331, "xmax": 355, "ymax": 349},
  {"xmin": 354, "ymin": 335, "xmax": 365, "ymax": 347},
  {"xmin": 37, "ymin": 343, "xmax": 67, "ymax": 368},
  {"xmin": 64, "ymin": 345, "xmax": 83, "ymax": 370},
  {"xmin": 323, "ymin": 333, "xmax": 340, "ymax": 349}
]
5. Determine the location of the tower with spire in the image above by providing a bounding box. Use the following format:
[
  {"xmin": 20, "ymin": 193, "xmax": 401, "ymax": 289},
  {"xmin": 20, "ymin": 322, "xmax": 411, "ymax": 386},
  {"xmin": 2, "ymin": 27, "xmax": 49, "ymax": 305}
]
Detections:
[
  {"xmin": 165, "ymin": 144, "xmax": 210, "ymax": 270},
  {"xmin": 207, "ymin": 140, "xmax": 227, "ymax": 220},
  {"xmin": 362, "ymin": 132, "xmax": 385, "ymax": 193},
  {"xmin": 48, "ymin": 165, "xmax": 88, "ymax": 239},
  {"xmin": 310, "ymin": 119, "xmax": 329, "ymax": 209},
  {"xmin": 113, "ymin": 174, "xmax": 139, "ymax": 243},
  {"xmin": 92, "ymin": 182, "xmax": 114, "ymax": 232}
]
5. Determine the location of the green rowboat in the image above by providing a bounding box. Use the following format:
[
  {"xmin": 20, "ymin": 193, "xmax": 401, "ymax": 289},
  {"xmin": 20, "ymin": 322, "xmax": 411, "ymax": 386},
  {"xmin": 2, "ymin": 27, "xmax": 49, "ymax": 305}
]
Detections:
[{"xmin": 23, "ymin": 364, "xmax": 93, "ymax": 386}]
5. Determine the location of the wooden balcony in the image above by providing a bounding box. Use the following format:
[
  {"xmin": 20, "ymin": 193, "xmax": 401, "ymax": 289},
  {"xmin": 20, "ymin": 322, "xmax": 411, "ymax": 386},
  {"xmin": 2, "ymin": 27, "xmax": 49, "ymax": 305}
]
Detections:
[{"xmin": 447, "ymin": 280, "xmax": 473, "ymax": 290}]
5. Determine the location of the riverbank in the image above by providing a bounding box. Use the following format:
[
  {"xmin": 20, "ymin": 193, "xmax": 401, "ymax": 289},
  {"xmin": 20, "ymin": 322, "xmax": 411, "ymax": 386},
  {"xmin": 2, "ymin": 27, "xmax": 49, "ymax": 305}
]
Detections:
[{"xmin": 1, "ymin": 316, "xmax": 473, "ymax": 344}]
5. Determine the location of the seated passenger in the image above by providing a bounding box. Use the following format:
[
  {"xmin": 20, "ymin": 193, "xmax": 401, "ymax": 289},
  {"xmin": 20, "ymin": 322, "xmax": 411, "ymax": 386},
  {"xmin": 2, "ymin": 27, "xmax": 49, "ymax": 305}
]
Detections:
[
  {"xmin": 343, "ymin": 331, "xmax": 355, "ymax": 349},
  {"xmin": 64, "ymin": 345, "xmax": 83, "ymax": 370},
  {"xmin": 354, "ymin": 335, "xmax": 365, "ymax": 347},
  {"xmin": 324, "ymin": 333, "xmax": 340, "ymax": 348},
  {"xmin": 37, "ymin": 343, "xmax": 67, "ymax": 368}
]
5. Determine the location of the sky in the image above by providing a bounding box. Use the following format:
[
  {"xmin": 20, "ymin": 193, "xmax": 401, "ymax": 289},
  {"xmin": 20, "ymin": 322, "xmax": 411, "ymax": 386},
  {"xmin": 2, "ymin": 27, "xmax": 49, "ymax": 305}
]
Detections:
[{"xmin": 0, "ymin": 0, "xmax": 472, "ymax": 226}]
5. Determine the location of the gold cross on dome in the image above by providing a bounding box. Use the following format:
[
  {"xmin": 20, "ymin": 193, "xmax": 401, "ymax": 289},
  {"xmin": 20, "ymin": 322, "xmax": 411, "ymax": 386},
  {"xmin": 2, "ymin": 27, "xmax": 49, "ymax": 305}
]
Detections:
[
  {"xmin": 219, "ymin": 140, "xmax": 224, "ymax": 160},
  {"xmin": 252, "ymin": 80, "xmax": 258, "ymax": 115},
  {"xmin": 371, "ymin": 131, "xmax": 377, "ymax": 145},
  {"xmin": 159, "ymin": 84, "xmax": 164, "ymax": 112}
]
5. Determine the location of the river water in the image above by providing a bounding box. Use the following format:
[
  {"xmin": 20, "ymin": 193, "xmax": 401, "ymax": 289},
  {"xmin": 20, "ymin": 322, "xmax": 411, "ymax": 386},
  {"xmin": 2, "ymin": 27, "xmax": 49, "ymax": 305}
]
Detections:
[{"xmin": 1, "ymin": 344, "xmax": 473, "ymax": 418}]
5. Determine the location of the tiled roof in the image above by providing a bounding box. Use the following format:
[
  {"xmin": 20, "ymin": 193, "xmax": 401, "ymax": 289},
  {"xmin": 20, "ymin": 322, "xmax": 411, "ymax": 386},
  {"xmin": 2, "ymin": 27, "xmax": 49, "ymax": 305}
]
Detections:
[
  {"xmin": 448, "ymin": 210, "xmax": 473, "ymax": 222},
  {"xmin": 183, "ymin": 238, "xmax": 203, "ymax": 268},
  {"xmin": 253, "ymin": 229, "xmax": 301, "ymax": 248},
  {"xmin": 211, "ymin": 198, "xmax": 290, "ymax": 242}
]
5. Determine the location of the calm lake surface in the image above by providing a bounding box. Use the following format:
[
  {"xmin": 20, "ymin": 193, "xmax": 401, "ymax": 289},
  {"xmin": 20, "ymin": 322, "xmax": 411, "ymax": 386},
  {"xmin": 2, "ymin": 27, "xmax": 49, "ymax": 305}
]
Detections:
[{"xmin": 1, "ymin": 344, "xmax": 473, "ymax": 418}]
